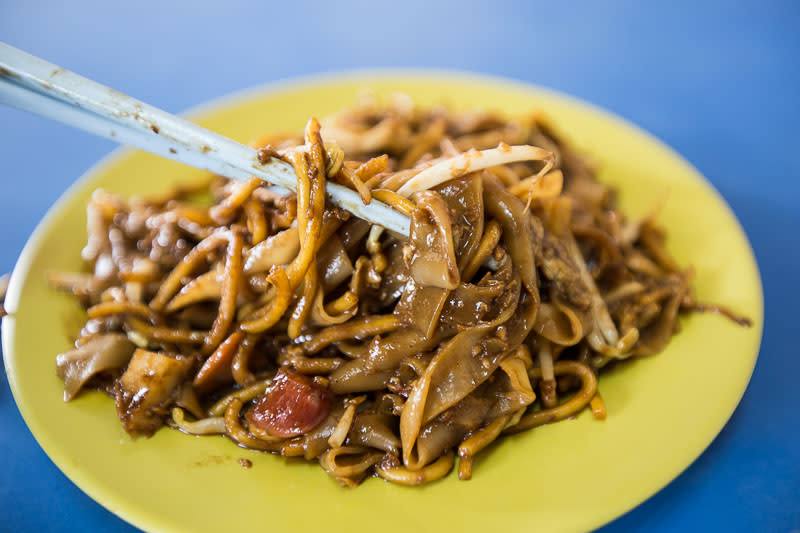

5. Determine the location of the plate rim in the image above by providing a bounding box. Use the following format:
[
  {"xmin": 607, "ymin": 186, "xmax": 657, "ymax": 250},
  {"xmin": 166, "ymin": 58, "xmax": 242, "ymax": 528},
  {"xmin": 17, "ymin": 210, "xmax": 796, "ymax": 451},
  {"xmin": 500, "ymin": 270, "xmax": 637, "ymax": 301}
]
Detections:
[{"xmin": 2, "ymin": 68, "xmax": 765, "ymax": 533}]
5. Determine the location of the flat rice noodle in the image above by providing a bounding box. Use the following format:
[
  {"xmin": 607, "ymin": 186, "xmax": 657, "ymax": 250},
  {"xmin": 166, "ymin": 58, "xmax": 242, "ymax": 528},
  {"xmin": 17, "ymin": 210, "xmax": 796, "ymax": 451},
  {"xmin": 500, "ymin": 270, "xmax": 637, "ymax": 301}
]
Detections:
[
  {"xmin": 347, "ymin": 412, "xmax": 401, "ymax": 455},
  {"xmin": 302, "ymin": 400, "xmax": 346, "ymax": 460},
  {"xmin": 400, "ymin": 299, "xmax": 522, "ymax": 468},
  {"xmin": 375, "ymin": 242, "xmax": 408, "ymax": 307},
  {"xmin": 328, "ymin": 328, "xmax": 442, "ymax": 394},
  {"xmin": 500, "ymin": 286, "xmax": 539, "ymax": 347},
  {"xmin": 396, "ymin": 219, "xmax": 519, "ymax": 339},
  {"xmin": 56, "ymin": 333, "xmax": 136, "ymax": 401},
  {"xmin": 438, "ymin": 259, "xmax": 515, "ymax": 332},
  {"xmin": 412, "ymin": 279, "xmax": 527, "ymax": 431},
  {"xmin": 338, "ymin": 218, "xmax": 371, "ymax": 253},
  {"xmin": 412, "ymin": 350, "xmax": 535, "ymax": 469},
  {"xmin": 417, "ymin": 326, "xmax": 496, "ymax": 425},
  {"xmin": 433, "ymin": 176, "xmax": 484, "ymax": 271},
  {"xmin": 393, "ymin": 278, "xmax": 449, "ymax": 339},
  {"xmin": 410, "ymin": 348, "xmax": 536, "ymax": 470},
  {"xmin": 401, "ymin": 280, "xmax": 534, "ymax": 430},
  {"xmin": 407, "ymin": 191, "xmax": 460, "ymax": 290},
  {"xmin": 438, "ymin": 282, "xmax": 504, "ymax": 330},
  {"xmin": 482, "ymin": 173, "xmax": 542, "ymax": 294},
  {"xmin": 388, "ymin": 177, "xmax": 485, "ymax": 334},
  {"xmin": 410, "ymin": 394, "xmax": 491, "ymax": 469},
  {"xmin": 316, "ymin": 235, "xmax": 354, "ymax": 292},
  {"xmin": 484, "ymin": 356, "xmax": 537, "ymax": 420}
]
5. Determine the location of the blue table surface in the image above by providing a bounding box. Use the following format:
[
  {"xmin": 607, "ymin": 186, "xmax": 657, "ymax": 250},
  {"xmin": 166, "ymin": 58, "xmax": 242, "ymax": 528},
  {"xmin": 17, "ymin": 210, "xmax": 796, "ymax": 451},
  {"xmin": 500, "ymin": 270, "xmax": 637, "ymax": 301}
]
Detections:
[{"xmin": 1, "ymin": 1, "xmax": 798, "ymax": 531}]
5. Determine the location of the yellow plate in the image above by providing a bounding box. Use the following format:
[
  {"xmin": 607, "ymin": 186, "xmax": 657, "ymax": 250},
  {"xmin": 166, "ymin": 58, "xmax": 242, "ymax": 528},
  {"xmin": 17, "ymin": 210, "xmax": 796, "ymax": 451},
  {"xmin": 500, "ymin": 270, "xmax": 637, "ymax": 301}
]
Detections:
[{"xmin": 2, "ymin": 71, "xmax": 763, "ymax": 533}]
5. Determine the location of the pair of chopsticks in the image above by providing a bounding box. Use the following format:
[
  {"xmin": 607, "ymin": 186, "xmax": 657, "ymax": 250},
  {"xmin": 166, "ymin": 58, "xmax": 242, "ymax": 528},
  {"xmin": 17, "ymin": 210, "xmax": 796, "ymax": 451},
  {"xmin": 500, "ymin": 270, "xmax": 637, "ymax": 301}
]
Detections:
[{"xmin": 0, "ymin": 42, "xmax": 411, "ymax": 235}]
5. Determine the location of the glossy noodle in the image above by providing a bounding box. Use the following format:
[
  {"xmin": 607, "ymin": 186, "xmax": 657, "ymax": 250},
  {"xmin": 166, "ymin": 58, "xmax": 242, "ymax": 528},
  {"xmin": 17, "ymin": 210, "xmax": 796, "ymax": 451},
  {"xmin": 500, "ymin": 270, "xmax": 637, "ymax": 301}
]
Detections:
[{"xmin": 49, "ymin": 95, "xmax": 750, "ymax": 486}]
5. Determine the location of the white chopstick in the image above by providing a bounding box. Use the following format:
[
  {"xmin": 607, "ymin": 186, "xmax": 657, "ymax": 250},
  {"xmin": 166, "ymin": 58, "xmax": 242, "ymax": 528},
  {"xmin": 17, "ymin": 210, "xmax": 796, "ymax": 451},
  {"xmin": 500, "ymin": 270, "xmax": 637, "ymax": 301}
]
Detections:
[{"xmin": 0, "ymin": 43, "xmax": 411, "ymax": 235}]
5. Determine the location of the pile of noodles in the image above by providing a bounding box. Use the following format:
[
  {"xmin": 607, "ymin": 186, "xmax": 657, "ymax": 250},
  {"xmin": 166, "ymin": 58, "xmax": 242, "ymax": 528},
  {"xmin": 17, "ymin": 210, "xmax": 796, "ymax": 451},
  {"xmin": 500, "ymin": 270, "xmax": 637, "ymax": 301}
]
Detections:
[{"xmin": 50, "ymin": 94, "xmax": 749, "ymax": 486}]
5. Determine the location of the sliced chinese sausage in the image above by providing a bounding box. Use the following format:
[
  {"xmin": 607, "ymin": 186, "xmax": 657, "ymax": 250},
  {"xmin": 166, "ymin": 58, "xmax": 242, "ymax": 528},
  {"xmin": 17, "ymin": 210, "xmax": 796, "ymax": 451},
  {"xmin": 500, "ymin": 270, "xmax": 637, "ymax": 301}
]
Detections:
[{"xmin": 248, "ymin": 369, "xmax": 333, "ymax": 438}]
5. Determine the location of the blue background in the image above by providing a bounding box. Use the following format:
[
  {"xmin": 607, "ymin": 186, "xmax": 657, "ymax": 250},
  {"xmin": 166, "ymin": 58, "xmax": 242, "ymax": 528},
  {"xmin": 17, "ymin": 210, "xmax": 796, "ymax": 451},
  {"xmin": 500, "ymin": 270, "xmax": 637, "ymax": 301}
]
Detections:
[{"xmin": 1, "ymin": 1, "xmax": 798, "ymax": 531}]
